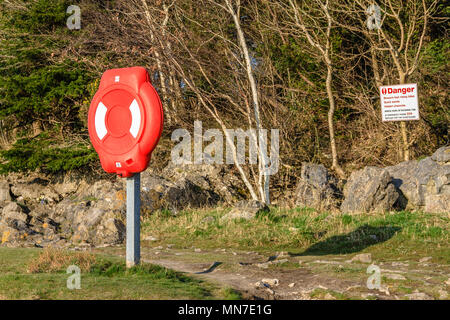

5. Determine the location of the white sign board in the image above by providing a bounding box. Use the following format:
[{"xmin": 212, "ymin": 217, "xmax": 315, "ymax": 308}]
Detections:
[{"xmin": 380, "ymin": 83, "xmax": 419, "ymax": 122}]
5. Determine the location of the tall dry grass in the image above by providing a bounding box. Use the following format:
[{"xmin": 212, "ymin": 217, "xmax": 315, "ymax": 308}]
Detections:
[{"xmin": 27, "ymin": 248, "xmax": 96, "ymax": 273}]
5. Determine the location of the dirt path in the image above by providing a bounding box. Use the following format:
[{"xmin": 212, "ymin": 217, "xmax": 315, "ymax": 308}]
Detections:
[{"xmin": 96, "ymin": 245, "xmax": 450, "ymax": 300}]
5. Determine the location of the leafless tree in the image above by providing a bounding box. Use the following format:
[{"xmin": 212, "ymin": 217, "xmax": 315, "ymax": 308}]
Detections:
[
  {"xmin": 336, "ymin": 0, "xmax": 439, "ymax": 161},
  {"xmin": 136, "ymin": 0, "xmax": 275, "ymax": 203},
  {"xmin": 268, "ymin": 0, "xmax": 346, "ymax": 178},
  {"xmin": 208, "ymin": 0, "xmax": 271, "ymax": 203}
]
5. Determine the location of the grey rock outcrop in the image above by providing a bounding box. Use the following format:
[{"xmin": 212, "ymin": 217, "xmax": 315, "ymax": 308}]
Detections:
[
  {"xmin": 341, "ymin": 166, "xmax": 401, "ymax": 213},
  {"xmin": 2, "ymin": 202, "xmax": 27, "ymax": 223},
  {"xmin": 138, "ymin": 163, "xmax": 244, "ymax": 213},
  {"xmin": 2, "ymin": 145, "xmax": 444, "ymax": 249},
  {"xmin": 0, "ymin": 174, "xmax": 127, "ymax": 248},
  {"xmin": 0, "ymin": 162, "xmax": 244, "ymax": 247},
  {"xmin": 50, "ymin": 179, "xmax": 126, "ymax": 245},
  {"xmin": 139, "ymin": 172, "xmax": 218, "ymax": 214},
  {"xmin": 340, "ymin": 146, "xmax": 449, "ymax": 213},
  {"xmin": 161, "ymin": 163, "xmax": 244, "ymax": 205},
  {"xmin": 0, "ymin": 198, "xmax": 63, "ymax": 248},
  {"xmin": 67, "ymin": 207, "xmax": 125, "ymax": 245},
  {"xmin": 165, "ymin": 179, "xmax": 221, "ymax": 211},
  {"xmin": 10, "ymin": 178, "xmax": 61, "ymax": 203},
  {"xmin": 294, "ymin": 163, "xmax": 341, "ymax": 210},
  {"xmin": 431, "ymin": 146, "xmax": 450, "ymax": 164},
  {"xmin": 386, "ymin": 146, "xmax": 449, "ymax": 213}
]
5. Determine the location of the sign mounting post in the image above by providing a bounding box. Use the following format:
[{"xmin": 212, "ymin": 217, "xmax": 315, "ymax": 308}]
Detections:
[{"xmin": 126, "ymin": 173, "xmax": 141, "ymax": 267}]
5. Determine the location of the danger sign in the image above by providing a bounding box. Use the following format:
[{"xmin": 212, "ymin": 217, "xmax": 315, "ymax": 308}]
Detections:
[{"xmin": 380, "ymin": 83, "xmax": 419, "ymax": 122}]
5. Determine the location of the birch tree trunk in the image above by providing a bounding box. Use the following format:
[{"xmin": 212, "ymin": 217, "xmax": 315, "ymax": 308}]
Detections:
[
  {"xmin": 325, "ymin": 64, "xmax": 345, "ymax": 178},
  {"xmin": 288, "ymin": 0, "xmax": 346, "ymax": 179},
  {"xmin": 225, "ymin": 0, "xmax": 270, "ymax": 203}
]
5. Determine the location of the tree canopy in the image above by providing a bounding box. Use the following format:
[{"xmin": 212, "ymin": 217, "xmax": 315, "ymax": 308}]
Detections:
[{"xmin": 0, "ymin": 0, "xmax": 448, "ymax": 193}]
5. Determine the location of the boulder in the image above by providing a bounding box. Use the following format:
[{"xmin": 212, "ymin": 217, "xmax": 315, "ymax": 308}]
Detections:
[
  {"xmin": 51, "ymin": 171, "xmax": 89, "ymax": 197},
  {"xmin": 221, "ymin": 200, "xmax": 269, "ymax": 220},
  {"xmin": 94, "ymin": 216, "xmax": 126, "ymax": 245},
  {"xmin": 294, "ymin": 163, "xmax": 340, "ymax": 210},
  {"xmin": 27, "ymin": 204, "xmax": 51, "ymax": 220},
  {"xmin": 0, "ymin": 203, "xmax": 39, "ymax": 247},
  {"xmin": 341, "ymin": 166, "xmax": 400, "ymax": 213},
  {"xmin": 0, "ymin": 191, "xmax": 70, "ymax": 247},
  {"xmin": 41, "ymin": 219, "xmax": 60, "ymax": 242},
  {"xmin": 424, "ymin": 194, "xmax": 449, "ymax": 213},
  {"xmin": 10, "ymin": 178, "xmax": 61, "ymax": 203},
  {"xmin": 71, "ymin": 209, "xmax": 124, "ymax": 245},
  {"xmin": 45, "ymin": 163, "xmax": 243, "ymax": 224},
  {"xmin": 79, "ymin": 180, "xmax": 124, "ymax": 205},
  {"xmin": 139, "ymin": 164, "xmax": 235, "ymax": 213},
  {"xmin": 54, "ymin": 197, "xmax": 125, "ymax": 246},
  {"xmin": 261, "ymin": 278, "xmax": 279, "ymax": 287},
  {"xmin": 0, "ymin": 200, "xmax": 66, "ymax": 247},
  {"xmin": 160, "ymin": 163, "xmax": 244, "ymax": 204},
  {"xmin": 386, "ymin": 146, "xmax": 449, "ymax": 213},
  {"xmin": 1, "ymin": 202, "xmax": 28, "ymax": 223},
  {"xmin": 139, "ymin": 173, "xmax": 172, "ymax": 214},
  {"xmin": 141, "ymin": 173, "xmax": 172, "ymax": 194},
  {"xmin": 163, "ymin": 179, "xmax": 220, "ymax": 211},
  {"xmin": 431, "ymin": 146, "xmax": 450, "ymax": 165},
  {"xmin": 35, "ymin": 178, "xmax": 127, "ymax": 246}
]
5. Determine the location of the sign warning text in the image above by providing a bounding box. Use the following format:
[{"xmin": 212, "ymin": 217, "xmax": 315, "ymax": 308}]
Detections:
[{"xmin": 380, "ymin": 83, "xmax": 419, "ymax": 122}]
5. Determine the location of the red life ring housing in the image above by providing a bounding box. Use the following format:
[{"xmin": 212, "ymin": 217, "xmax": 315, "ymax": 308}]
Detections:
[{"xmin": 88, "ymin": 67, "xmax": 163, "ymax": 177}]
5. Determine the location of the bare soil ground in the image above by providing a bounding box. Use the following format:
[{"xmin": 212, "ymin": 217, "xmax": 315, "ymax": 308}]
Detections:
[{"xmin": 95, "ymin": 245, "xmax": 450, "ymax": 300}]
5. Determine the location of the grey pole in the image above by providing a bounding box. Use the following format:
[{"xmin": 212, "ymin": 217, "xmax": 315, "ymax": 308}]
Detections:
[{"xmin": 126, "ymin": 172, "xmax": 140, "ymax": 268}]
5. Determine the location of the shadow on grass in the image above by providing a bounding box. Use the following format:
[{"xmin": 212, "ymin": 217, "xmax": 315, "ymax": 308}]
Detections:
[{"xmin": 292, "ymin": 225, "xmax": 401, "ymax": 256}]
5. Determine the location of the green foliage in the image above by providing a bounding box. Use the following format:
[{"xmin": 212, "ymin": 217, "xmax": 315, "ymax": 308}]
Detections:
[
  {"xmin": 1, "ymin": 0, "xmax": 70, "ymax": 33},
  {"xmin": 0, "ymin": 134, "xmax": 97, "ymax": 174},
  {"xmin": 0, "ymin": 62, "xmax": 91, "ymax": 121},
  {"xmin": 265, "ymin": 37, "xmax": 324, "ymax": 92},
  {"xmin": 422, "ymin": 39, "xmax": 450, "ymax": 74},
  {"xmin": 0, "ymin": 0, "xmax": 92, "ymax": 122},
  {"xmin": 0, "ymin": 0, "xmax": 95, "ymax": 173},
  {"xmin": 341, "ymin": 214, "xmax": 353, "ymax": 225},
  {"xmin": 418, "ymin": 38, "xmax": 450, "ymax": 145}
]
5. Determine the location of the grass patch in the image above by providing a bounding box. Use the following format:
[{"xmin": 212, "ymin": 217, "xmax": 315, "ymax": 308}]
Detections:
[
  {"xmin": 268, "ymin": 261, "xmax": 302, "ymax": 270},
  {"xmin": 309, "ymin": 288, "xmax": 351, "ymax": 300},
  {"xmin": 141, "ymin": 208, "xmax": 449, "ymax": 262},
  {"xmin": 220, "ymin": 287, "xmax": 243, "ymax": 300},
  {"xmin": 331, "ymin": 265, "xmax": 363, "ymax": 274},
  {"xmin": 0, "ymin": 248, "xmax": 235, "ymax": 300}
]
